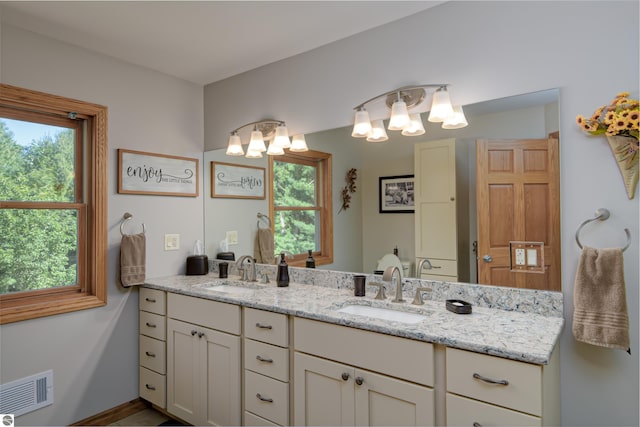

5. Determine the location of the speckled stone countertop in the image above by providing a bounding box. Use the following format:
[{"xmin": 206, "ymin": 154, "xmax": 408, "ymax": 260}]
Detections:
[{"xmin": 144, "ymin": 266, "xmax": 564, "ymax": 365}]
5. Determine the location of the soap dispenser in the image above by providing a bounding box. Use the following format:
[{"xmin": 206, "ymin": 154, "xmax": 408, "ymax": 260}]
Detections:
[
  {"xmin": 276, "ymin": 252, "xmax": 290, "ymax": 287},
  {"xmin": 306, "ymin": 250, "xmax": 316, "ymax": 268}
]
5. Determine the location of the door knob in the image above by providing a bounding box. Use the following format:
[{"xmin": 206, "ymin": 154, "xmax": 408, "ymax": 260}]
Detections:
[{"xmin": 482, "ymin": 255, "xmax": 493, "ymax": 263}]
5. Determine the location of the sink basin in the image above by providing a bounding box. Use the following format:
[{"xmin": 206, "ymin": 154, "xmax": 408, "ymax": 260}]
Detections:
[
  {"xmin": 201, "ymin": 283, "xmax": 262, "ymax": 295},
  {"xmin": 336, "ymin": 304, "xmax": 428, "ymax": 324}
]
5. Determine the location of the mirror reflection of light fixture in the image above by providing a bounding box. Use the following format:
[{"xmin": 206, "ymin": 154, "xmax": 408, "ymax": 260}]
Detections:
[
  {"xmin": 290, "ymin": 134, "xmax": 309, "ymax": 152},
  {"xmin": 351, "ymin": 84, "xmax": 467, "ymax": 141},
  {"xmin": 226, "ymin": 119, "xmax": 307, "ymax": 158}
]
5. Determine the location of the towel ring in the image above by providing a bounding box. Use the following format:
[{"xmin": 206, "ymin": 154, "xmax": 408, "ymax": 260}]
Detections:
[
  {"xmin": 120, "ymin": 212, "xmax": 146, "ymax": 236},
  {"xmin": 575, "ymin": 208, "xmax": 631, "ymax": 252},
  {"xmin": 257, "ymin": 213, "xmax": 271, "ymax": 229}
]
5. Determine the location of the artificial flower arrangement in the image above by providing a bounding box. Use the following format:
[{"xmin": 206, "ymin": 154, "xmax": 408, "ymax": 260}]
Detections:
[
  {"xmin": 576, "ymin": 92, "xmax": 639, "ymax": 139},
  {"xmin": 339, "ymin": 168, "xmax": 357, "ymax": 212},
  {"xmin": 576, "ymin": 92, "xmax": 639, "ymax": 199}
]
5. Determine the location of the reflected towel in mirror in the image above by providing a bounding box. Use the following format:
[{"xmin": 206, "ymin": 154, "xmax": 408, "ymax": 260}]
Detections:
[{"xmin": 254, "ymin": 228, "xmax": 275, "ymax": 264}]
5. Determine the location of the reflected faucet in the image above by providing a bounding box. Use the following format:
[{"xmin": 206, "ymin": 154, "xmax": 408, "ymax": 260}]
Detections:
[
  {"xmin": 236, "ymin": 255, "xmax": 257, "ymax": 282},
  {"xmin": 416, "ymin": 258, "xmax": 433, "ymax": 278},
  {"xmin": 383, "ymin": 266, "xmax": 404, "ymax": 303}
]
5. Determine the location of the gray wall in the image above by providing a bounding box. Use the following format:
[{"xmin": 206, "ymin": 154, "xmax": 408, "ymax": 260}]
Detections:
[
  {"xmin": 203, "ymin": 2, "xmax": 639, "ymax": 426},
  {"xmin": 0, "ymin": 25, "xmax": 204, "ymax": 425}
]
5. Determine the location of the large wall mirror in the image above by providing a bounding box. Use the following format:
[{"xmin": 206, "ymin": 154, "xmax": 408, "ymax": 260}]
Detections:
[{"xmin": 204, "ymin": 89, "xmax": 560, "ymax": 291}]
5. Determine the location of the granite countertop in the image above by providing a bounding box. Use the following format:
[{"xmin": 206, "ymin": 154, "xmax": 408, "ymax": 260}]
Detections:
[{"xmin": 144, "ymin": 273, "xmax": 564, "ymax": 365}]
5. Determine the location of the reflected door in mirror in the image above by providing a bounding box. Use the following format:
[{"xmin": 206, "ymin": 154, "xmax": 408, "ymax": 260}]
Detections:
[{"xmin": 476, "ymin": 137, "xmax": 560, "ymax": 291}]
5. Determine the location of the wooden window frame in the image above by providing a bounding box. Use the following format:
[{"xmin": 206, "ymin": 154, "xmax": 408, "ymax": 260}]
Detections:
[
  {"xmin": 269, "ymin": 149, "xmax": 333, "ymax": 267},
  {"xmin": 0, "ymin": 84, "xmax": 108, "ymax": 324}
]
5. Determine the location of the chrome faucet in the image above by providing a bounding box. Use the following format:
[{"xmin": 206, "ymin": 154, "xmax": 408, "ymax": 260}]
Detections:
[
  {"xmin": 236, "ymin": 255, "xmax": 257, "ymax": 282},
  {"xmin": 383, "ymin": 266, "xmax": 404, "ymax": 303}
]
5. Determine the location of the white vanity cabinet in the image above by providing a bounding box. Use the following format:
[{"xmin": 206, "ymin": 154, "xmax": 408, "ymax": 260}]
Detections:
[
  {"xmin": 166, "ymin": 293, "xmax": 242, "ymax": 426},
  {"xmin": 414, "ymin": 138, "xmax": 469, "ymax": 282},
  {"xmin": 445, "ymin": 347, "xmax": 560, "ymax": 426},
  {"xmin": 293, "ymin": 317, "xmax": 435, "ymax": 426},
  {"xmin": 243, "ymin": 308, "xmax": 290, "ymax": 426},
  {"xmin": 139, "ymin": 288, "xmax": 167, "ymax": 407}
]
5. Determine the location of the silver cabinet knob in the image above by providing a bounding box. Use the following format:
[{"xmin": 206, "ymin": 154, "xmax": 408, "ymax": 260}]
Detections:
[
  {"xmin": 355, "ymin": 377, "xmax": 364, "ymax": 386},
  {"xmin": 341, "ymin": 372, "xmax": 350, "ymax": 381}
]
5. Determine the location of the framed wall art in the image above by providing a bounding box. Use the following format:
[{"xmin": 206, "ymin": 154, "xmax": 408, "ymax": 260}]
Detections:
[
  {"xmin": 379, "ymin": 175, "xmax": 415, "ymax": 213},
  {"xmin": 118, "ymin": 149, "xmax": 199, "ymax": 197},
  {"xmin": 211, "ymin": 161, "xmax": 266, "ymax": 199}
]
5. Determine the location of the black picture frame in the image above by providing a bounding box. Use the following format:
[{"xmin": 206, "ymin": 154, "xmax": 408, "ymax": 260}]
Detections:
[{"xmin": 378, "ymin": 175, "xmax": 415, "ymax": 213}]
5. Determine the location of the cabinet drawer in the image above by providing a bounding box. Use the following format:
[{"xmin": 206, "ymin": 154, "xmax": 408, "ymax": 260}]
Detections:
[
  {"xmin": 446, "ymin": 393, "xmax": 541, "ymax": 427},
  {"xmin": 294, "ymin": 317, "xmax": 433, "ymax": 387},
  {"xmin": 139, "ymin": 335, "xmax": 166, "ymax": 374},
  {"xmin": 140, "ymin": 311, "xmax": 166, "ymax": 340},
  {"xmin": 140, "ymin": 288, "xmax": 166, "ymax": 315},
  {"xmin": 168, "ymin": 293, "xmax": 240, "ymax": 335},
  {"xmin": 244, "ymin": 308, "xmax": 288, "ymax": 347},
  {"xmin": 447, "ymin": 347, "xmax": 542, "ymax": 416},
  {"xmin": 416, "ymin": 258, "xmax": 457, "ymax": 277},
  {"xmin": 244, "ymin": 339, "xmax": 289, "ymax": 382},
  {"xmin": 244, "ymin": 370, "xmax": 289, "ymax": 426},
  {"xmin": 140, "ymin": 367, "xmax": 166, "ymax": 408},
  {"xmin": 244, "ymin": 411, "xmax": 280, "ymax": 427}
]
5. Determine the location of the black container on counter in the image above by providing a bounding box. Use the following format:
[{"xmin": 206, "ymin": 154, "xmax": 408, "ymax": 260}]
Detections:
[
  {"xmin": 306, "ymin": 250, "xmax": 316, "ymax": 268},
  {"xmin": 186, "ymin": 255, "xmax": 208, "ymax": 275},
  {"xmin": 276, "ymin": 252, "xmax": 290, "ymax": 287},
  {"xmin": 353, "ymin": 275, "xmax": 366, "ymax": 297}
]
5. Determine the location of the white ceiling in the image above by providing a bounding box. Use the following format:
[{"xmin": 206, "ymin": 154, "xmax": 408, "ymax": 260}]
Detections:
[{"xmin": 0, "ymin": 1, "xmax": 444, "ymax": 85}]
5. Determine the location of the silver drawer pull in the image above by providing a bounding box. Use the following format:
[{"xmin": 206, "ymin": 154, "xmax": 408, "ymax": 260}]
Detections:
[
  {"xmin": 145, "ymin": 351, "xmax": 156, "ymax": 357},
  {"xmin": 145, "ymin": 322, "xmax": 157, "ymax": 328},
  {"xmin": 145, "ymin": 384, "xmax": 156, "ymax": 390},
  {"xmin": 473, "ymin": 423, "xmax": 483, "ymax": 427},
  {"xmin": 145, "ymin": 297, "xmax": 156, "ymax": 303},
  {"xmin": 256, "ymin": 355, "xmax": 274, "ymax": 363},
  {"xmin": 472, "ymin": 373, "xmax": 509, "ymax": 386},
  {"xmin": 191, "ymin": 330, "xmax": 198, "ymax": 336},
  {"xmin": 432, "ymin": 265, "xmax": 442, "ymax": 269},
  {"xmin": 256, "ymin": 393, "xmax": 273, "ymax": 403},
  {"xmin": 255, "ymin": 322, "xmax": 273, "ymax": 329}
]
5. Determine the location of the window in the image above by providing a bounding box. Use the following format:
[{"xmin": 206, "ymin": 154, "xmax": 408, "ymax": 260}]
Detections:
[
  {"xmin": 269, "ymin": 149, "xmax": 332, "ymax": 267},
  {"xmin": 0, "ymin": 84, "xmax": 108, "ymax": 324}
]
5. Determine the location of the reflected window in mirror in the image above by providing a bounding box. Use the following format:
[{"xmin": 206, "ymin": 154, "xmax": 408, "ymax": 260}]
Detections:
[{"xmin": 269, "ymin": 150, "xmax": 333, "ymax": 266}]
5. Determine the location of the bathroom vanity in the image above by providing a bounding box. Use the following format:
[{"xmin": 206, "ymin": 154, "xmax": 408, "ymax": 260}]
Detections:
[{"xmin": 139, "ymin": 266, "xmax": 563, "ymax": 426}]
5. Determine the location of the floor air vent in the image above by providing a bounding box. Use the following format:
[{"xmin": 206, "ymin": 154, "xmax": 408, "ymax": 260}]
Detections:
[{"xmin": 0, "ymin": 370, "xmax": 53, "ymax": 416}]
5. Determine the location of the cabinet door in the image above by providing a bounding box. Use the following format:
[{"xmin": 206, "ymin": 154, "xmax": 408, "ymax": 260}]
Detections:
[
  {"xmin": 414, "ymin": 139, "xmax": 457, "ymax": 262},
  {"xmin": 201, "ymin": 325, "xmax": 241, "ymax": 426},
  {"xmin": 354, "ymin": 368, "xmax": 434, "ymax": 427},
  {"xmin": 294, "ymin": 352, "xmax": 355, "ymax": 426},
  {"xmin": 167, "ymin": 319, "xmax": 200, "ymax": 425}
]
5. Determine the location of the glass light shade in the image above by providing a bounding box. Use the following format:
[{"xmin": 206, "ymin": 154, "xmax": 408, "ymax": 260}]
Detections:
[
  {"xmin": 273, "ymin": 124, "xmax": 291, "ymax": 148},
  {"xmin": 290, "ymin": 134, "xmax": 308, "ymax": 152},
  {"xmin": 401, "ymin": 114, "xmax": 426, "ymax": 136},
  {"xmin": 352, "ymin": 109, "xmax": 372, "ymax": 137},
  {"xmin": 366, "ymin": 120, "xmax": 389, "ymax": 142},
  {"xmin": 225, "ymin": 133, "xmax": 244, "ymax": 156},
  {"xmin": 387, "ymin": 100, "xmax": 410, "ymax": 130},
  {"xmin": 245, "ymin": 149, "xmax": 263, "ymax": 159},
  {"xmin": 248, "ymin": 130, "xmax": 267, "ymax": 152},
  {"xmin": 266, "ymin": 141, "xmax": 285, "ymax": 155},
  {"xmin": 428, "ymin": 88, "xmax": 454, "ymax": 122},
  {"xmin": 442, "ymin": 105, "xmax": 469, "ymax": 129}
]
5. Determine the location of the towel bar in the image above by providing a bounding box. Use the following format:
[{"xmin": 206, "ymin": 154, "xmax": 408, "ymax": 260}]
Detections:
[
  {"xmin": 575, "ymin": 208, "xmax": 631, "ymax": 252},
  {"xmin": 120, "ymin": 212, "xmax": 146, "ymax": 236}
]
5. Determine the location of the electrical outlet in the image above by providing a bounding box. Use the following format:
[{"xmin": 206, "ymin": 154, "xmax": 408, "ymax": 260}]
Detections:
[
  {"xmin": 164, "ymin": 234, "xmax": 180, "ymax": 251},
  {"xmin": 515, "ymin": 248, "xmax": 526, "ymax": 265},
  {"xmin": 226, "ymin": 230, "xmax": 238, "ymax": 245}
]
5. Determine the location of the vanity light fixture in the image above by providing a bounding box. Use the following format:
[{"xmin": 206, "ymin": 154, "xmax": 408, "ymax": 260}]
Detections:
[
  {"xmin": 351, "ymin": 84, "xmax": 467, "ymax": 141},
  {"xmin": 226, "ymin": 119, "xmax": 307, "ymax": 158}
]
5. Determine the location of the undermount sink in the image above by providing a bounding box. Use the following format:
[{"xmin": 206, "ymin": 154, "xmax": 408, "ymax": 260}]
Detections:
[
  {"xmin": 201, "ymin": 283, "xmax": 262, "ymax": 295},
  {"xmin": 336, "ymin": 304, "xmax": 429, "ymax": 324}
]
